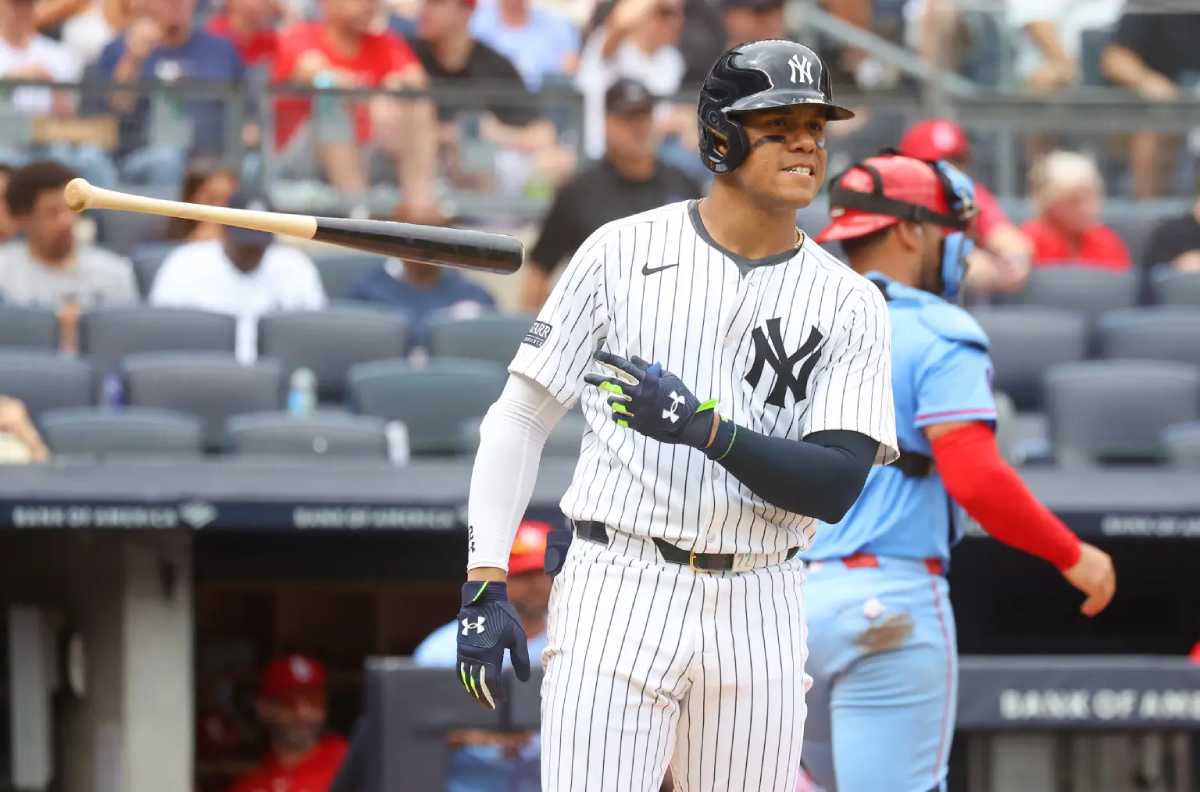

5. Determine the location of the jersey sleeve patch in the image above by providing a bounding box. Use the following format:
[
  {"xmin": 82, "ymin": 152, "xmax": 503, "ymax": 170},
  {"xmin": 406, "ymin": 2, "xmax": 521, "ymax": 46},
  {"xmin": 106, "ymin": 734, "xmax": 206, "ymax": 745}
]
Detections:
[
  {"xmin": 916, "ymin": 303, "xmax": 989, "ymax": 351},
  {"xmin": 522, "ymin": 320, "xmax": 553, "ymax": 348}
]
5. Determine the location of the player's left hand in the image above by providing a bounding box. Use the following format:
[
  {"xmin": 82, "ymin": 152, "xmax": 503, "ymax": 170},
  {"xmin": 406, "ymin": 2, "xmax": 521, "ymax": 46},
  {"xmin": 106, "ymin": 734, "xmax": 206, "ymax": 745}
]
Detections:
[
  {"xmin": 1061, "ymin": 542, "xmax": 1116, "ymax": 617},
  {"xmin": 584, "ymin": 351, "xmax": 718, "ymax": 450},
  {"xmin": 456, "ymin": 581, "xmax": 531, "ymax": 709}
]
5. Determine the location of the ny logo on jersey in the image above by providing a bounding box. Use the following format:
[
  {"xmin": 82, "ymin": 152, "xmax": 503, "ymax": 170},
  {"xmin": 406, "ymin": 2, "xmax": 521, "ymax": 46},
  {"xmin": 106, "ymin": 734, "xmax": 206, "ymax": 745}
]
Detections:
[
  {"xmin": 663, "ymin": 391, "xmax": 686, "ymax": 423},
  {"xmin": 461, "ymin": 616, "xmax": 486, "ymax": 636},
  {"xmin": 745, "ymin": 318, "xmax": 824, "ymax": 408},
  {"xmin": 788, "ymin": 54, "xmax": 814, "ymax": 85}
]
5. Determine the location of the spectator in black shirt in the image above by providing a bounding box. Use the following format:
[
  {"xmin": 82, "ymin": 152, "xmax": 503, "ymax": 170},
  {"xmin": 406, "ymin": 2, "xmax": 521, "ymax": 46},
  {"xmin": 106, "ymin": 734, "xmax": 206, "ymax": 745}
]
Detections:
[
  {"xmin": 1101, "ymin": 12, "xmax": 1200, "ymax": 198},
  {"xmin": 522, "ymin": 79, "xmax": 701, "ymax": 310},
  {"xmin": 411, "ymin": 0, "xmax": 573, "ymax": 192},
  {"xmin": 1147, "ymin": 194, "xmax": 1200, "ymax": 273}
]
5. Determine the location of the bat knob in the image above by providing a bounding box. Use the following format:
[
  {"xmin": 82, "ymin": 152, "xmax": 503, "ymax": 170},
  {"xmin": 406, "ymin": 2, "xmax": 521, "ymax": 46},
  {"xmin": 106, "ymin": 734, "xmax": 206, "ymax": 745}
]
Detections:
[{"xmin": 63, "ymin": 178, "xmax": 93, "ymax": 212}]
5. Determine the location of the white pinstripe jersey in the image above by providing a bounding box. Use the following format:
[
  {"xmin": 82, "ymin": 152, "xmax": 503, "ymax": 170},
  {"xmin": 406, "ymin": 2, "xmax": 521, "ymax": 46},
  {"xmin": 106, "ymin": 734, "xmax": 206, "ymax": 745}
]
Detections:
[{"xmin": 511, "ymin": 200, "xmax": 899, "ymax": 555}]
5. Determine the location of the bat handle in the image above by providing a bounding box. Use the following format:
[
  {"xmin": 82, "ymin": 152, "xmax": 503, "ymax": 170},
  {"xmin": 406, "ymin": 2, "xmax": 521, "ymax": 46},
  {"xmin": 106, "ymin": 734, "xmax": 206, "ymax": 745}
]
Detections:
[{"xmin": 64, "ymin": 178, "xmax": 94, "ymax": 212}]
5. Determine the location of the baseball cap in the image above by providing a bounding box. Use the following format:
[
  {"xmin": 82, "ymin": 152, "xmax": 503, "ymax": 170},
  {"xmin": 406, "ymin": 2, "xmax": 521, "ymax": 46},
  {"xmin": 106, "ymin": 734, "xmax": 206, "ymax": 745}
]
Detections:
[
  {"xmin": 605, "ymin": 79, "xmax": 656, "ymax": 116},
  {"xmin": 508, "ymin": 519, "xmax": 551, "ymax": 576},
  {"xmin": 899, "ymin": 118, "xmax": 970, "ymax": 163},
  {"xmin": 225, "ymin": 190, "xmax": 274, "ymax": 247},
  {"xmin": 259, "ymin": 654, "xmax": 327, "ymax": 700}
]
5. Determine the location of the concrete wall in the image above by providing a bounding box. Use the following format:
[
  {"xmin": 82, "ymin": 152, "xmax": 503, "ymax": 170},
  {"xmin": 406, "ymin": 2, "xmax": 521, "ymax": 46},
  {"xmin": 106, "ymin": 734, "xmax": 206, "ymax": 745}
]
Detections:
[{"xmin": 0, "ymin": 531, "xmax": 193, "ymax": 792}]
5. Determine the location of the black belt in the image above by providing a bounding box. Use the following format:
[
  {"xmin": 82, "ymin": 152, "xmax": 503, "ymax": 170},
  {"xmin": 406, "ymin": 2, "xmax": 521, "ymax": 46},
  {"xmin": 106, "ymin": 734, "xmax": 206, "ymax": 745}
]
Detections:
[{"xmin": 573, "ymin": 520, "xmax": 798, "ymax": 572}]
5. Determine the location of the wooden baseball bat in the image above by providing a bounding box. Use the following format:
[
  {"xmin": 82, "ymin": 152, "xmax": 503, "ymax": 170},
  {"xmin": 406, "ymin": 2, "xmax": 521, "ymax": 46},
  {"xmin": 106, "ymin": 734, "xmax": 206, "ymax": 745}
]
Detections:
[{"xmin": 63, "ymin": 178, "xmax": 523, "ymax": 274}]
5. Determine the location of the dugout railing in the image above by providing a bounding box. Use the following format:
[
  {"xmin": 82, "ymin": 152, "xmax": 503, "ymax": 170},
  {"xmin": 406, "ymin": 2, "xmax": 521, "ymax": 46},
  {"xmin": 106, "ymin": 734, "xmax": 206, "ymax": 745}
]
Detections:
[{"xmin": 333, "ymin": 656, "xmax": 1200, "ymax": 792}]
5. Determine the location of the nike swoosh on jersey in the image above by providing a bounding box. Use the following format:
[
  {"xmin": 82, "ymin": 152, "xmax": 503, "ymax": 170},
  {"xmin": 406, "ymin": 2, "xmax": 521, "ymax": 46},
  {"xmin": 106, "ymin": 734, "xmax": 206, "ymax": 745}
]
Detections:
[{"xmin": 642, "ymin": 262, "xmax": 680, "ymax": 275}]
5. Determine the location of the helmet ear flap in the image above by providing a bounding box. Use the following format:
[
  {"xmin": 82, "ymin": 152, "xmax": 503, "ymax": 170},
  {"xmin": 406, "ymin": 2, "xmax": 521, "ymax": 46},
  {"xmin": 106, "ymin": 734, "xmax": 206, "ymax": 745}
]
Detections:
[{"xmin": 698, "ymin": 107, "xmax": 750, "ymax": 174}]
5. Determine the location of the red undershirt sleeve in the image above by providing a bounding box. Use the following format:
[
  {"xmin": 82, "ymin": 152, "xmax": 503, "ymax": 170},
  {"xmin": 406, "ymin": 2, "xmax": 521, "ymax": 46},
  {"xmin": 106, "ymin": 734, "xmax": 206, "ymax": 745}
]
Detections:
[{"xmin": 930, "ymin": 422, "xmax": 1082, "ymax": 571}]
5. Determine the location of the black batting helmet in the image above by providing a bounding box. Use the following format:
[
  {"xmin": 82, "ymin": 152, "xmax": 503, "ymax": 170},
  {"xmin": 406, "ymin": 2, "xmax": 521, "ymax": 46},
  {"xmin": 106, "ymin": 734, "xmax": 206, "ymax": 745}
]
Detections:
[{"xmin": 697, "ymin": 39, "xmax": 854, "ymax": 174}]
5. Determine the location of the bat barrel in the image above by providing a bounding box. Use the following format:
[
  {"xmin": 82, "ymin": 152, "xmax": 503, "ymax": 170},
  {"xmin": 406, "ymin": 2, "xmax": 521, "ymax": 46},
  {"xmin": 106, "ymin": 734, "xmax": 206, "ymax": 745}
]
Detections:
[{"xmin": 313, "ymin": 217, "xmax": 523, "ymax": 274}]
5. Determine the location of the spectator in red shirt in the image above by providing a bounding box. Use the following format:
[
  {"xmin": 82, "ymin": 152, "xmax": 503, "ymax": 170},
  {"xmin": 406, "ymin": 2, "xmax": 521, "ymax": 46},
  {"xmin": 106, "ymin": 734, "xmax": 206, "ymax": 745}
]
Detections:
[
  {"xmin": 899, "ymin": 117, "xmax": 1034, "ymax": 294},
  {"xmin": 228, "ymin": 654, "xmax": 348, "ymax": 792},
  {"xmin": 272, "ymin": 0, "xmax": 439, "ymax": 221},
  {"xmin": 1022, "ymin": 150, "xmax": 1130, "ymax": 272},
  {"xmin": 207, "ymin": 0, "xmax": 280, "ymax": 65}
]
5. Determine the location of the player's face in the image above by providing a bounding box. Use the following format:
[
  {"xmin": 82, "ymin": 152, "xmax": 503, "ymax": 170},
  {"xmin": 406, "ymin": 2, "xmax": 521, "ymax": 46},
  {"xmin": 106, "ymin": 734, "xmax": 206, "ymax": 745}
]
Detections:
[
  {"xmin": 914, "ymin": 221, "xmax": 946, "ymax": 294},
  {"xmin": 733, "ymin": 105, "xmax": 827, "ymax": 209}
]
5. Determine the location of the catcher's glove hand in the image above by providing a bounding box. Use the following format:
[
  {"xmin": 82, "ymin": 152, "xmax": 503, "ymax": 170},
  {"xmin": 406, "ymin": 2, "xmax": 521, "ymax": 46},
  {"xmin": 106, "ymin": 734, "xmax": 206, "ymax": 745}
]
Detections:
[
  {"xmin": 584, "ymin": 350, "xmax": 718, "ymax": 450},
  {"xmin": 456, "ymin": 581, "xmax": 531, "ymax": 709}
]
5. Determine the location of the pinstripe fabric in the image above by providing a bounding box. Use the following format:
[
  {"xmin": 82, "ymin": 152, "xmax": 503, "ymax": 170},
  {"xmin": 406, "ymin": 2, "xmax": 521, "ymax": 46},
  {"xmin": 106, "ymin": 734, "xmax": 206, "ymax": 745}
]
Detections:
[
  {"xmin": 540, "ymin": 531, "xmax": 810, "ymax": 791},
  {"xmin": 510, "ymin": 200, "xmax": 898, "ymax": 556}
]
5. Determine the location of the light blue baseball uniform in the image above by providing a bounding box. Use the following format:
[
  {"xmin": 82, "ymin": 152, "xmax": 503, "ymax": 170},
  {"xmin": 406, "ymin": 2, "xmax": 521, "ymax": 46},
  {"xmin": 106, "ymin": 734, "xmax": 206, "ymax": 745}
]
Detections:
[{"xmin": 800, "ymin": 272, "xmax": 996, "ymax": 792}]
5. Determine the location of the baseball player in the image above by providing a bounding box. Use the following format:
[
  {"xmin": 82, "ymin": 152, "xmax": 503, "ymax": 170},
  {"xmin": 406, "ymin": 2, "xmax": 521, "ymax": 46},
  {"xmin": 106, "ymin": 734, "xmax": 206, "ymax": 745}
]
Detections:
[
  {"xmin": 452, "ymin": 39, "xmax": 899, "ymax": 791},
  {"xmin": 798, "ymin": 153, "xmax": 1117, "ymax": 792}
]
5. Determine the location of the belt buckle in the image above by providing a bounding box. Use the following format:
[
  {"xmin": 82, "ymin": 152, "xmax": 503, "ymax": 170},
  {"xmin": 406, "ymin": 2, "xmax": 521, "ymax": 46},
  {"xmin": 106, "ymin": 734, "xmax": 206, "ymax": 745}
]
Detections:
[{"xmin": 688, "ymin": 549, "xmax": 705, "ymax": 572}]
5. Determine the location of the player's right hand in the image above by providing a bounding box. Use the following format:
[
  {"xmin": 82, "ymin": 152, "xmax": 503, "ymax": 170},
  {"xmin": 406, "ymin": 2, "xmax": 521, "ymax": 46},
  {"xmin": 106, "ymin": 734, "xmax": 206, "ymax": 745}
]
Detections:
[
  {"xmin": 456, "ymin": 581, "xmax": 531, "ymax": 709},
  {"xmin": 1061, "ymin": 542, "xmax": 1116, "ymax": 617}
]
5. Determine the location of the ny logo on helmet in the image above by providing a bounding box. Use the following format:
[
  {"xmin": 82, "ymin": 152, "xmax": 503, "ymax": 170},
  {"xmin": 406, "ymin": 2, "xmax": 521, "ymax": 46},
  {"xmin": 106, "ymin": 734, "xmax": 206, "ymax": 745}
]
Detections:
[
  {"xmin": 788, "ymin": 54, "xmax": 814, "ymax": 86},
  {"xmin": 745, "ymin": 318, "xmax": 824, "ymax": 408},
  {"xmin": 461, "ymin": 616, "xmax": 486, "ymax": 636}
]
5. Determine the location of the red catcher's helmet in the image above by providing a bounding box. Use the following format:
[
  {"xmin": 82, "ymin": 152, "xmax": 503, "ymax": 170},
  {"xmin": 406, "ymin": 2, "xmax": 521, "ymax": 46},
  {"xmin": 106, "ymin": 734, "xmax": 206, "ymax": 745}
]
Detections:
[
  {"xmin": 899, "ymin": 118, "xmax": 970, "ymax": 163},
  {"xmin": 508, "ymin": 519, "xmax": 551, "ymax": 576},
  {"xmin": 816, "ymin": 153, "xmax": 963, "ymax": 243}
]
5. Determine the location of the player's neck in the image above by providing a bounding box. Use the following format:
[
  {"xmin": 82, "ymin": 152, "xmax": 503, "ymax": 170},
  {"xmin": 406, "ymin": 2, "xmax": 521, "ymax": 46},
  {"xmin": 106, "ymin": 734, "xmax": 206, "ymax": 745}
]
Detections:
[{"xmin": 697, "ymin": 188, "xmax": 801, "ymax": 260}]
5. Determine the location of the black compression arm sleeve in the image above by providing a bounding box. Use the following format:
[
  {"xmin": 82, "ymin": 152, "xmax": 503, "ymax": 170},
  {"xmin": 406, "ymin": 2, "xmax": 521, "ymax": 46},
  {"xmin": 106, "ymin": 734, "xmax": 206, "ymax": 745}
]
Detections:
[{"xmin": 705, "ymin": 424, "xmax": 878, "ymax": 523}]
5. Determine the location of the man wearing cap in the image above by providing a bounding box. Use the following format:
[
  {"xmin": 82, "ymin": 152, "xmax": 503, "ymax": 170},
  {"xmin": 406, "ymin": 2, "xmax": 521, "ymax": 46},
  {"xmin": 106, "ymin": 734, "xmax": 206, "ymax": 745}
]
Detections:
[
  {"xmin": 521, "ymin": 78, "xmax": 701, "ymax": 309},
  {"xmin": 149, "ymin": 191, "xmax": 326, "ymax": 363},
  {"xmin": 899, "ymin": 118, "xmax": 1033, "ymax": 295},
  {"xmin": 798, "ymin": 152, "xmax": 1114, "ymax": 791},
  {"xmin": 229, "ymin": 654, "xmax": 348, "ymax": 792},
  {"xmin": 410, "ymin": 519, "xmax": 553, "ymax": 792}
]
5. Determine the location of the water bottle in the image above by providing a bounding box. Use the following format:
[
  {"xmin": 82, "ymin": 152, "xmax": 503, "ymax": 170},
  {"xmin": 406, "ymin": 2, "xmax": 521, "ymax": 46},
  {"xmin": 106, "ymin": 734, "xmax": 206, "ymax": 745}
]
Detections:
[
  {"xmin": 287, "ymin": 368, "xmax": 317, "ymax": 416},
  {"xmin": 385, "ymin": 421, "xmax": 410, "ymax": 466}
]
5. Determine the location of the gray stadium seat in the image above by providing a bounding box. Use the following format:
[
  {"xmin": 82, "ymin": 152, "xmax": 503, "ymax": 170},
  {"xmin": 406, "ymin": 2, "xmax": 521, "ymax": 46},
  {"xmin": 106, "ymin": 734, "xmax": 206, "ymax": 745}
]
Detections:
[
  {"xmin": 123, "ymin": 352, "xmax": 282, "ymax": 448},
  {"xmin": 1044, "ymin": 360, "xmax": 1200, "ymax": 466},
  {"xmin": 258, "ymin": 308, "xmax": 408, "ymax": 402},
  {"xmin": 227, "ymin": 410, "xmax": 389, "ymax": 459},
  {"xmin": 460, "ymin": 409, "xmax": 588, "ymax": 458},
  {"xmin": 0, "ymin": 304, "xmax": 58, "ymax": 350},
  {"xmin": 428, "ymin": 313, "xmax": 536, "ymax": 366},
  {"xmin": 39, "ymin": 406, "xmax": 203, "ymax": 458},
  {"xmin": 80, "ymin": 306, "xmax": 237, "ymax": 378},
  {"xmin": 348, "ymin": 358, "xmax": 507, "ymax": 455},
  {"xmin": 96, "ymin": 184, "xmax": 173, "ymax": 255},
  {"xmin": 0, "ymin": 352, "xmax": 92, "ymax": 417},
  {"xmin": 1097, "ymin": 308, "xmax": 1200, "ymax": 368},
  {"xmin": 1152, "ymin": 269, "xmax": 1200, "ymax": 307},
  {"xmin": 1010, "ymin": 268, "xmax": 1136, "ymax": 323},
  {"xmin": 311, "ymin": 253, "xmax": 387, "ymax": 300},
  {"xmin": 1104, "ymin": 215, "xmax": 1154, "ymax": 269},
  {"xmin": 970, "ymin": 306, "xmax": 1087, "ymax": 410},
  {"xmin": 1163, "ymin": 422, "xmax": 1200, "ymax": 468},
  {"xmin": 129, "ymin": 241, "xmax": 180, "ymax": 298}
]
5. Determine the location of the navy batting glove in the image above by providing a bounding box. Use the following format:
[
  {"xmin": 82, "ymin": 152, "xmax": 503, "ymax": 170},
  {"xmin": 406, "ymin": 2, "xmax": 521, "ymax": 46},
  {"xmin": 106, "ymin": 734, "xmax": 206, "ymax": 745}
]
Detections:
[
  {"xmin": 456, "ymin": 581, "xmax": 531, "ymax": 710},
  {"xmin": 583, "ymin": 350, "xmax": 718, "ymax": 449}
]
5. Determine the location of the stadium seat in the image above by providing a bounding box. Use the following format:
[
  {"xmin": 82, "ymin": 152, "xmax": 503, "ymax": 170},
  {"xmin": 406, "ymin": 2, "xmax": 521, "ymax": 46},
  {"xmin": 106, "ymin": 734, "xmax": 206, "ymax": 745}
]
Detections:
[
  {"xmin": 1163, "ymin": 422, "xmax": 1200, "ymax": 468},
  {"xmin": 80, "ymin": 306, "xmax": 237, "ymax": 380},
  {"xmin": 0, "ymin": 351, "xmax": 93, "ymax": 417},
  {"xmin": 428, "ymin": 313, "xmax": 536, "ymax": 366},
  {"xmin": 1010, "ymin": 268, "xmax": 1137, "ymax": 324},
  {"xmin": 460, "ymin": 409, "xmax": 588, "ymax": 459},
  {"xmin": 129, "ymin": 241, "xmax": 180, "ymax": 298},
  {"xmin": 970, "ymin": 306, "xmax": 1087, "ymax": 410},
  {"xmin": 123, "ymin": 352, "xmax": 282, "ymax": 449},
  {"xmin": 258, "ymin": 307, "xmax": 408, "ymax": 402},
  {"xmin": 1104, "ymin": 215, "xmax": 1154, "ymax": 270},
  {"xmin": 39, "ymin": 406, "xmax": 204, "ymax": 458},
  {"xmin": 1151, "ymin": 268, "xmax": 1200, "ymax": 307},
  {"xmin": 348, "ymin": 358, "xmax": 507, "ymax": 455},
  {"xmin": 1097, "ymin": 307, "xmax": 1200, "ymax": 368},
  {"xmin": 311, "ymin": 253, "xmax": 387, "ymax": 300},
  {"xmin": 1044, "ymin": 360, "xmax": 1200, "ymax": 466},
  {"xmin": 227, "ymin": 411, "xmax": 390, "ymax": 459},
  {"xmin": 95, "ymin": 184, "xmax": 173, "ymax": 255},
  {"xmin": 0, "ymin": 304, "xmax": 58, "ymax": 350}
]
